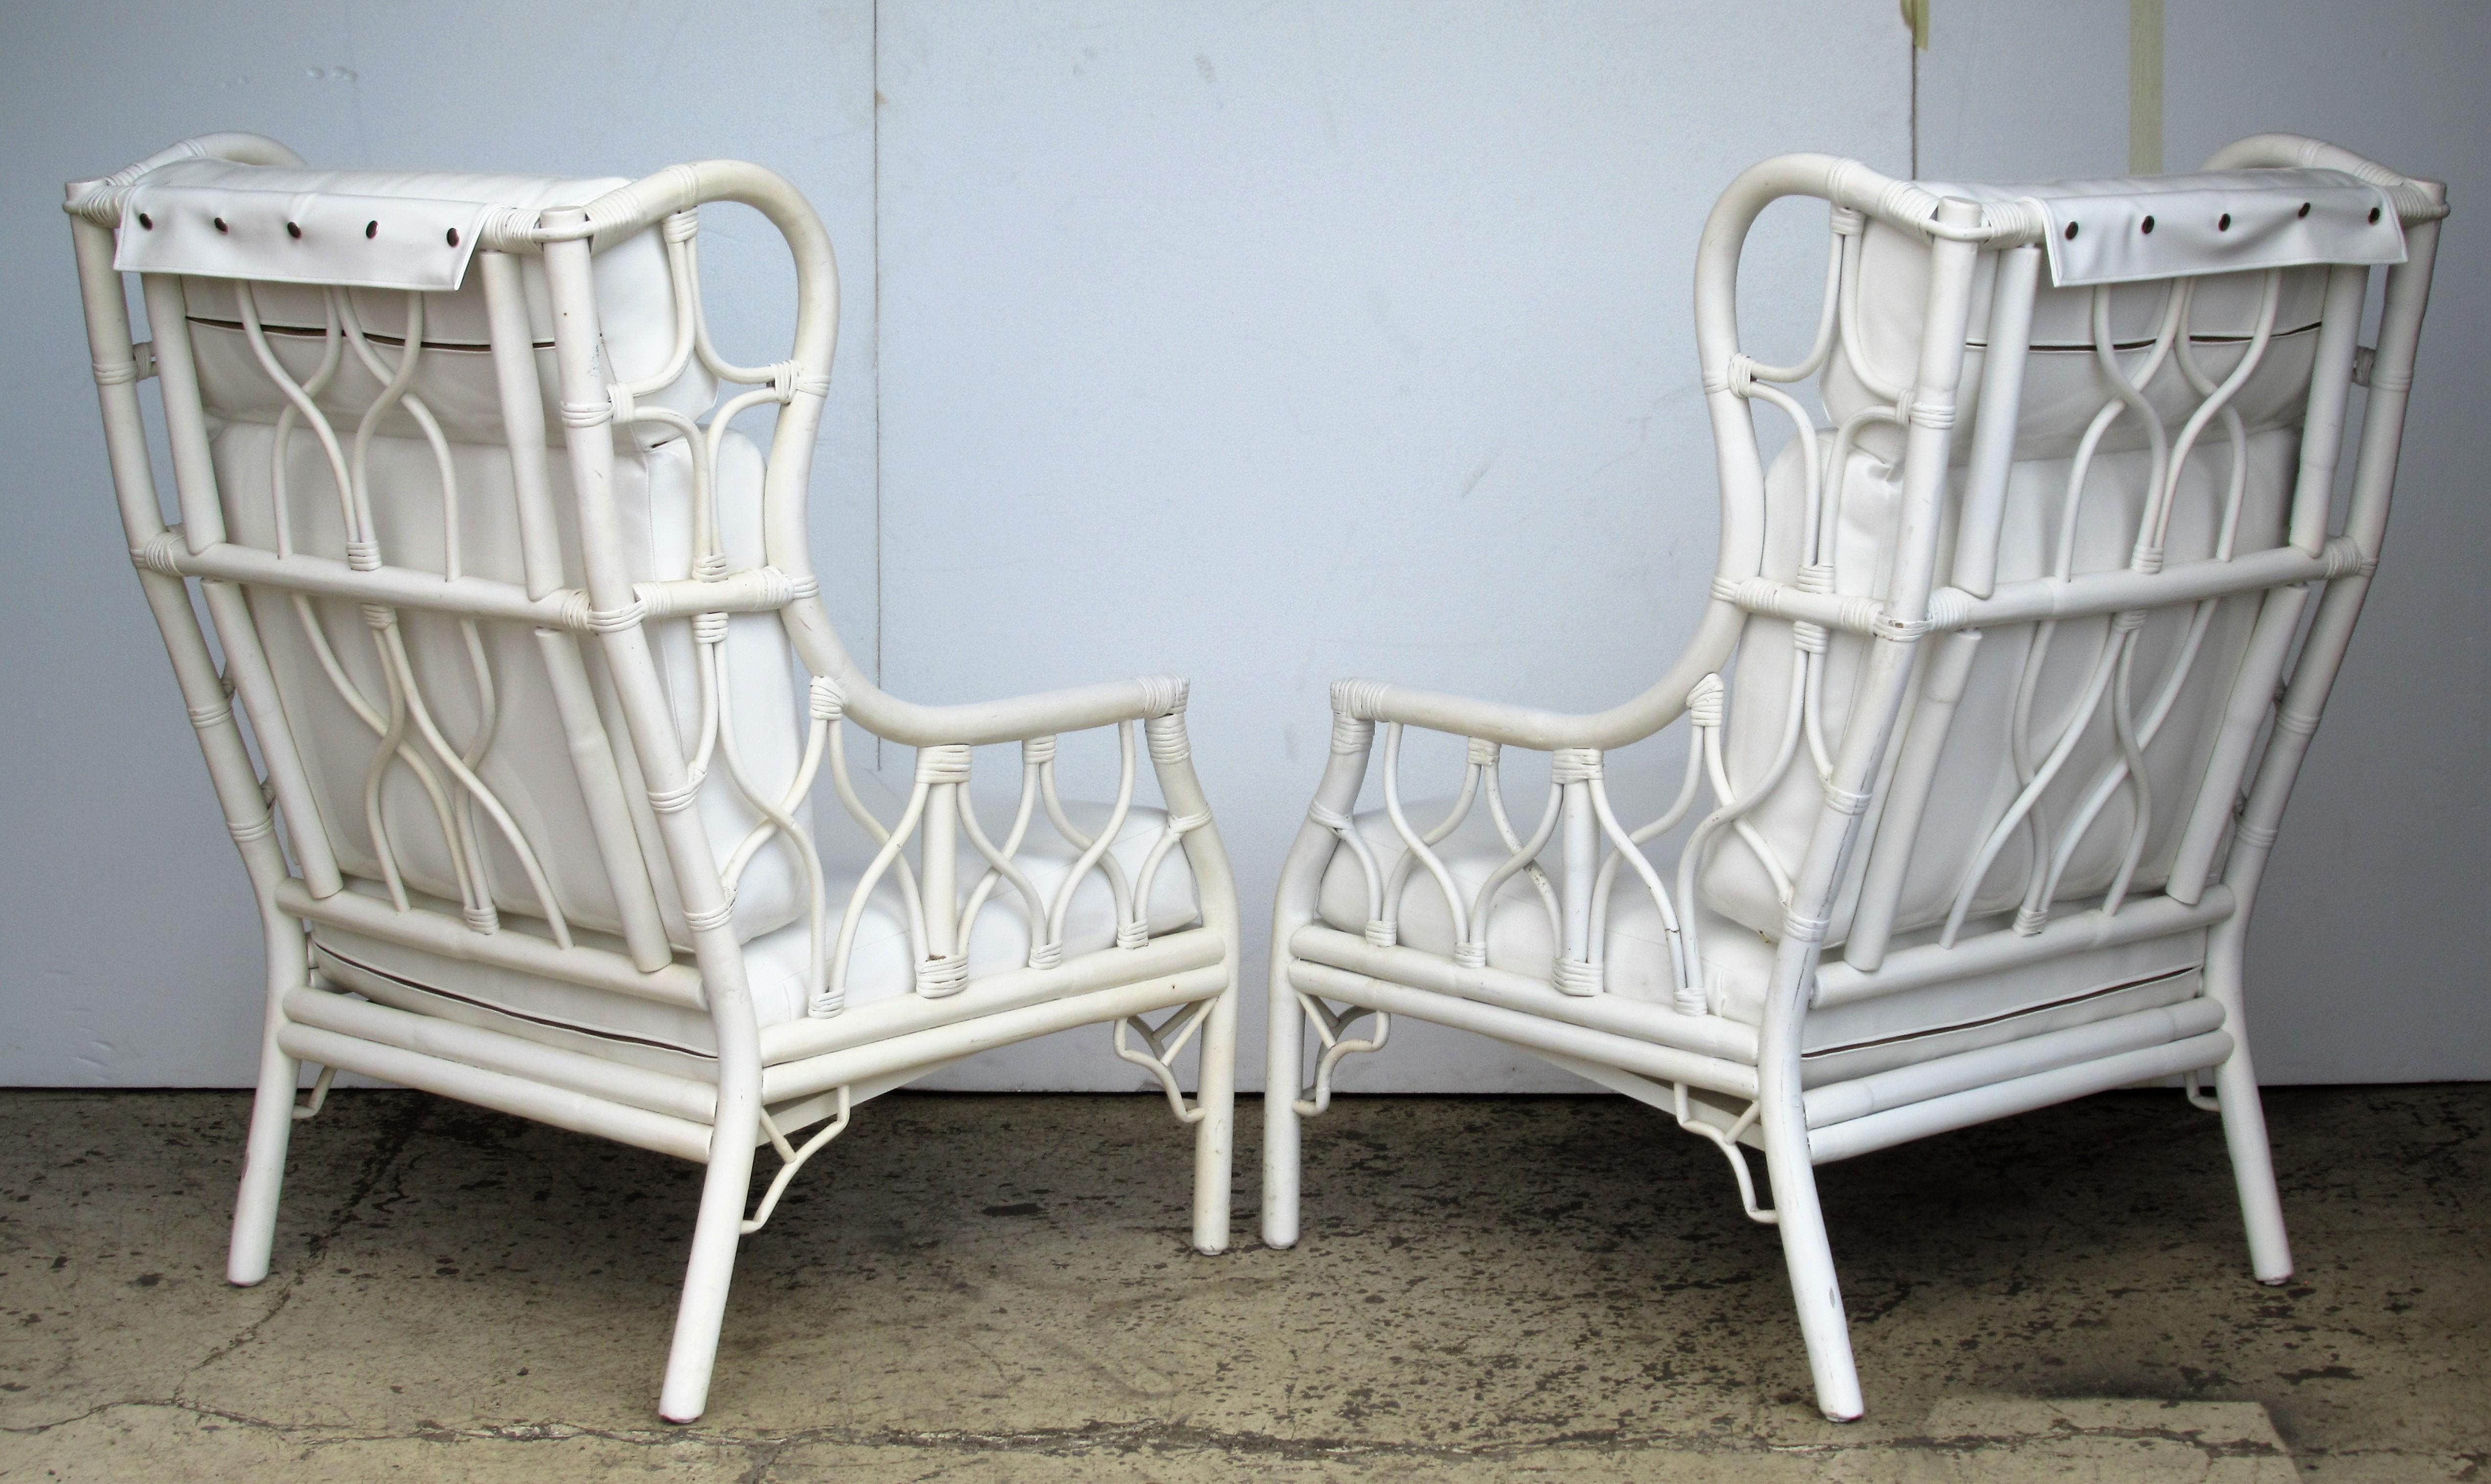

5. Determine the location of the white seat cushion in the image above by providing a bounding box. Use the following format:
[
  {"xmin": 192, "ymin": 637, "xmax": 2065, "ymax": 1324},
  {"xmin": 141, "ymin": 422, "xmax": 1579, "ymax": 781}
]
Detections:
[
  {"xmin": 1315, "ymin": 771, "xmax": 1691, "ymax": 1007},
  {"xmin": 313, "ymin": 776, "xmax": 1201, "ymax": 1072},
  {"xmin": 1314, "ymin": 760, "xmax": 2205, "ymax": 1069}
]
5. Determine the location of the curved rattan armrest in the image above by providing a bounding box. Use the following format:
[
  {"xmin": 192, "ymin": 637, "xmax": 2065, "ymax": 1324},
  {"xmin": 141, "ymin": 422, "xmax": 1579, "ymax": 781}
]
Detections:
[
  {"xmin": 1328, "ymin": 598, "xmax": 1746, "ymax": 753},
  {"xmin": 817, "ymin": 659, "xmax": 1191, "ymax": 749}
]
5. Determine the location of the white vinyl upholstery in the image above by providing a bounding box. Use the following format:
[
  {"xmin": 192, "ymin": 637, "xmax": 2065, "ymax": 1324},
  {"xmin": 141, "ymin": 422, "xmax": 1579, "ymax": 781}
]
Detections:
[
  {"xmin": 1317, "ymin": 775, "xmax": 2206, "ymax": 1064},
  {"xmin": 315, "ymin": 783, "xmax": 1200, "ymax": 1067},
  {"xmin": 162, "ymin": 163, "xmax": 717, "ymax": 441},
  {"xmin": 183, "ymin": 167, "xmax": 1202, "ymax": 977},
  {"xmin": 183, "ymin": 165, "xmax": 769, "ymax": 944},
  {"xmin": 1826, "ymin": 244, "xmax": 2333, "ymax": 462},
  {"xmin": 215, "ymin": 424, "xmax": 810, "ymax": 944},
  {"xmin": 1695, "ymin": 430, "xmax": 2293, "ymax": 957},
  {"xmin": 1315, "ymin": 257, "xmax": 2302, "ymax": 1062}
]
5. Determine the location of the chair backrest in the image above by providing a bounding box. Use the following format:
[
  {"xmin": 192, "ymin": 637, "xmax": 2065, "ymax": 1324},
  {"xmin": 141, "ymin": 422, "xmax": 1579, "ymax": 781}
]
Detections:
[
  {"xmin": 67, "ymin": 137, "xmax": 844, "ymax": 1000},
  {"xmin": 1678, "ymin": 140, "xmax": 2444, "ymax": 1009}
]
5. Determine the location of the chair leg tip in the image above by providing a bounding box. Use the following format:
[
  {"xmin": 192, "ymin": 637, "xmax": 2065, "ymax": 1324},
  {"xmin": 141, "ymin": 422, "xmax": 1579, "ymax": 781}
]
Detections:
[{"xmin": 658, "ymin": 1380, "xmax": 709, "ymax": 1424}]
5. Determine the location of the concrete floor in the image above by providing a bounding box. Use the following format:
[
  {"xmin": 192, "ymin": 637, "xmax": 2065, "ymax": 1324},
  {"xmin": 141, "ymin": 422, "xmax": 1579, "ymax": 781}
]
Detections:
[{"xmin": 0, "ymin": 1085, "xmax": 2480, "ymax": 1481}]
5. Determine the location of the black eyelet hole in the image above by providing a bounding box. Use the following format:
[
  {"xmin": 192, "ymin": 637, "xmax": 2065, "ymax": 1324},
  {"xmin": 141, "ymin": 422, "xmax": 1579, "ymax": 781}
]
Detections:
[
  {"xmin": 365, "ymin": 220, "xmax": 379, "ymax": 239},
  {"xmin": 2141, "ymin": 215, "xmax": 2156, "ymax": 234},
  {"xmin": 445, "ymin": 227, "xmax": 461, "ymax": 248},
  {"xmin": 286, "ymin": 221, "xmax": 302, "ymax": 239},
  {"xmin": 2369, "ymin": 206, "xmax": 2383, "ymax": 224},
  {"xmin": 2218, "ymin": 213, "xmax": 2232, "ymax": 231},
  {"xmin": 2063, "ymin": 220, "xmax": 2079, "ymax": 240},
  {"xmin": 136, "ymin": 212, "xmax": 153, "ymax": 230},
  {"xmin": 2298, "ymin": 202, "xmax": 2313, "ymax": 218},
  {"xmin": 213, "ymin": 217, "xmax": 228, "ymax": 234}
]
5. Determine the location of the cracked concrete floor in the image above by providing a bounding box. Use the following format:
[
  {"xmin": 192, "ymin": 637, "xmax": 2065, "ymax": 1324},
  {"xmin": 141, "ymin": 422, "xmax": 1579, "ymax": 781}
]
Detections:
[{"xmin": 0, "ymin": 1086, "xmax": 2481, "ymax": 1481}]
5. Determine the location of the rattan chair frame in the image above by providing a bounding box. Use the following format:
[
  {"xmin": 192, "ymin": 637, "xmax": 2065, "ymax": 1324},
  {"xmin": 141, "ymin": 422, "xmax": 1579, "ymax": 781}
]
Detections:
[
  {"xmin": 1262, "ymin": 134, "xmax": 2446, "ymax": 1420},
  {"xmin": 64, "ymin": 134, "xmax": 1241, "ymax": 1423}
]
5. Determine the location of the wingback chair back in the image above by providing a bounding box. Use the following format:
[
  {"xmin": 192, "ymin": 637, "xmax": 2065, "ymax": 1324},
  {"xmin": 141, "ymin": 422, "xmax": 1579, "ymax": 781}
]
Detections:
[
  {"xmin": 121, "ymin": 160, "xmax": 814, "ymax": 976},
  {"xmin": 1694, "ymin": 159, "xmax": 2409, "ymax": 1021}
]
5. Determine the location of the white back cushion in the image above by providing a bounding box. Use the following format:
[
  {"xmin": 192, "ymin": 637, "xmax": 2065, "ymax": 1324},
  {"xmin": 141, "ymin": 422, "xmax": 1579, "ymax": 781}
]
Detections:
[
  {"xmin": 1823, "ymin": 223, "xmax": 2330, "ymax": 462},
  {"xmin": 1697, "ymin": 428, "xmax": 2293, "ymax": 954},
  {"xmin": 158, "ymin": 161, "xmax": 716, "ymax": 448},
  {"xmin": 173, "ymin": 165, "xmax": 803, "ymax": 949},
  {"xmin": 213, "ymin": 423, "xmax": 806, "ymax": 946}
]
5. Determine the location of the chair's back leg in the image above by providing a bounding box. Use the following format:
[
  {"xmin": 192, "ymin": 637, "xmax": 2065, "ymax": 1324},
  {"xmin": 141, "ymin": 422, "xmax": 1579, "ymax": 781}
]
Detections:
[
  {"xmin": 67, "ymin": 208, "xmax": 314, "ymax": 1291},
  {"xmin": 2203, "ymin": 917, "xmax": 2291, "ymax": 1282},
  {"xmin": 229, "ymin": 920, "xmax": 312, "ymax": 1286}
]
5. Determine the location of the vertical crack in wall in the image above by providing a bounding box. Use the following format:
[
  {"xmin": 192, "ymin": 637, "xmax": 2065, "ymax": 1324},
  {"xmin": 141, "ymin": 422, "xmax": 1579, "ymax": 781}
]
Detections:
[
  {"xmin": 2129, "ymin": 0, "xmax": 2164, "ymax": 173},
  {"xmin": 870, "ymin": 0, "xmax": 885, "ymax": 771},
  {"xmin": 1909, "ymin": 11, "xmax": 1920, "ymax": 177}
]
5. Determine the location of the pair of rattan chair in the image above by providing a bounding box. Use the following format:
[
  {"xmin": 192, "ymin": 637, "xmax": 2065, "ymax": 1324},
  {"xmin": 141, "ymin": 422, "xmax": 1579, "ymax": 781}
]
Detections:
[{"xmin": 62, "ymin": 132, "xmax": 2443, "ymax": 1423}]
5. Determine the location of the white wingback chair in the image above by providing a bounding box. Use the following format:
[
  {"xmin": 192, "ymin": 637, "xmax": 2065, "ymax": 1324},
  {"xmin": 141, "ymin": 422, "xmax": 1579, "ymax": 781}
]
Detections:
[
  {"xmin": 1264, "ymin": 135, "xmax": 2445, "ymax": 1420},
  {"xmin": 65, "ymin": 134, "xmax": 1240, "ymax": 1422}
]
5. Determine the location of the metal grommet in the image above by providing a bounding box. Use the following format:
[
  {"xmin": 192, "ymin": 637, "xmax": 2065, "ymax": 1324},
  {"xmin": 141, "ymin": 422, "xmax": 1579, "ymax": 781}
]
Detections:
[
  {"xmin": 2298, "ymin": 201, "xmax": 2312, "ymax": 218},
  {"xmin": 365, "ymin": 219, "xmax": 378, "ymax": 239},
  {"xmin": 213, "ymin": 216, "xmax": 228, "ymax": 234},
  {"xmin": 2063, "ymin": 220, "xmax": 2079, "ymax": 240},
  {"xmin": 2140, "ymin": 215, "xmax": 2155, "ymax": 234},
  {"xmin": 286, "ymin": 221, "xmax": 302, "ymax": 239},
  {"xmin": 136, "ymin": 212, "xmax": 153, "ymax": 230},
  {"xmin": 2369, "ymin": 206, "xmax": 2383, "ymax": 224},
  {"xmin": 2218, "ymin": 213, "xmax": 2232, "ymax": 231},
  {"xmin": 445, "ymin": 227, "xmax": 460, "ymax": 247}
]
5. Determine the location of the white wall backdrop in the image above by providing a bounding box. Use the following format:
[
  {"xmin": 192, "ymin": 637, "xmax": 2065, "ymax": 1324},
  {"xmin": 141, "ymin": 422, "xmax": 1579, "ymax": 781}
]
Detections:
[{"xmin": 1, "ymin": 1, "xmax": 2481, "ymax": 1088}]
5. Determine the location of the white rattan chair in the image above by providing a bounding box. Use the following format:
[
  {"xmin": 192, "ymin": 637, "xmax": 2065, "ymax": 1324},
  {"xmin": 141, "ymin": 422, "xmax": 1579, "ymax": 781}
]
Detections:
[
  {"xmin": 64, "ymin": 134, "xmax": 1240, "ymax": 1422},
  {"xmin": 1263, "ymin": 135, "xmax": 2445, "ymax": 1420}
]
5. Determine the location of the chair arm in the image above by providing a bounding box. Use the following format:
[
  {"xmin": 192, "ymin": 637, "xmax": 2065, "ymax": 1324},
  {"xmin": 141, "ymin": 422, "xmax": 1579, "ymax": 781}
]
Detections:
[
  {"xmin": 824, "ymin": 664, "xmax": 1193, "ymax": 749},
  {"xmin": 1329, "ymin": 601, "xmax": 1744, "ymax": 753}
]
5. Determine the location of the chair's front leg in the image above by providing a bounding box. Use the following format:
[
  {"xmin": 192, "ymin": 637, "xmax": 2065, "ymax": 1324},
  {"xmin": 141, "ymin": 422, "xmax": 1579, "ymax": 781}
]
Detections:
[
  {"xmin": 1263, "ymin": 713, "xmax": 1374, "ymax": 1251},
  {"xmin": 1147, "ymin": 711, "xmax": 1242, "ymax": 1257},
  {"xmin": 229, "ymin": 916, "xmax": 312, "ymax": 1287},
  {"xmin": 1191, "ymin": 976, "xmax": 1239, "ymax": 1255},
  {"xmin": 1261, "ymin": 878, "xmax": 1311, "ymax": 1251}
]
